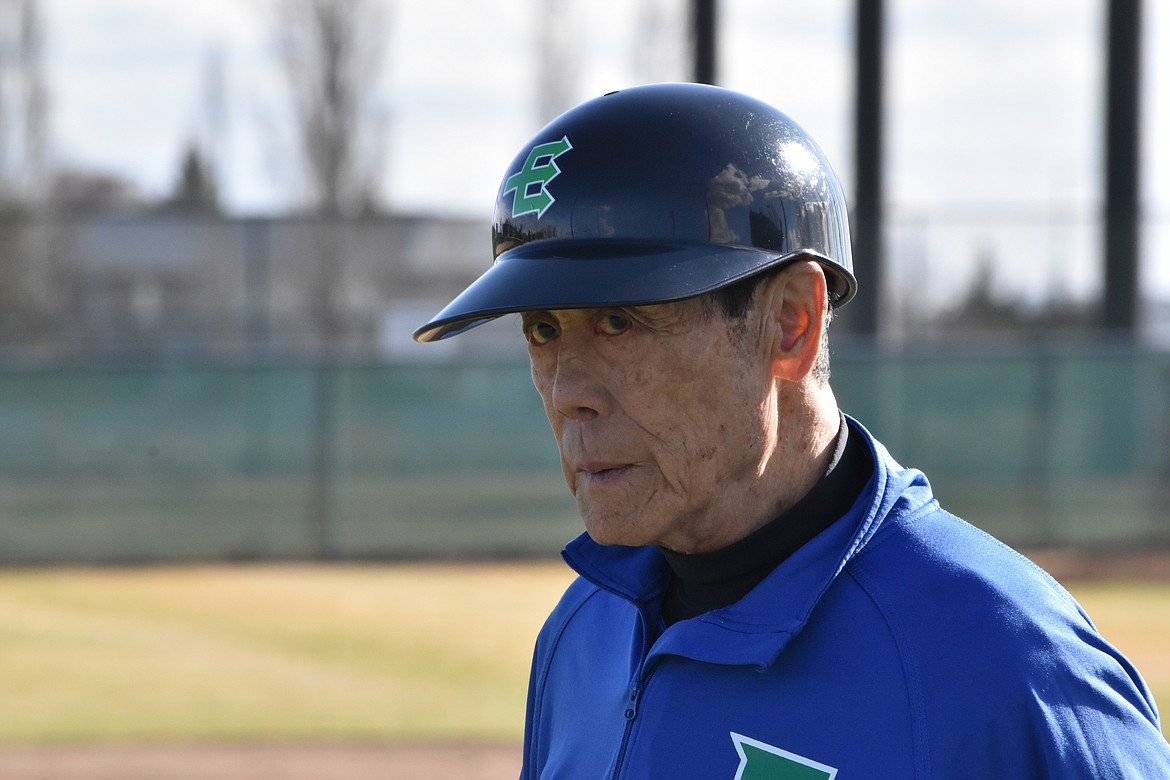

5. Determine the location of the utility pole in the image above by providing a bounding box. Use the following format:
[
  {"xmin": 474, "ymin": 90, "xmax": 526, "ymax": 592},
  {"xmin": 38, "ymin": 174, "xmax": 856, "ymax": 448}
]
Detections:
[
  {"xmin": 850, "ymin": 0, "xmax": 885, "ymax": 339},
  {"xmin": 1102, "ymin": 0, "xmax": 1142, "ymax": 334},
  {"xmin": 691, "ymin": 0, "xmax": 717, "ymax": 85}
]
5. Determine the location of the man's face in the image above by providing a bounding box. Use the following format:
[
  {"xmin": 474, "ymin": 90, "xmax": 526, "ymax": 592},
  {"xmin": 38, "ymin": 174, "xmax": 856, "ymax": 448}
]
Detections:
[{"xmin": 522, "ymin": 297, "xmax": 779, "ymax": 553}]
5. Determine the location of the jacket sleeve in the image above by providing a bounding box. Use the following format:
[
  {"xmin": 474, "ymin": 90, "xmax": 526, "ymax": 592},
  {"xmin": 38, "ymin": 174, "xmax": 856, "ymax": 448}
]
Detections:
[
  {"xmin": 935, "ymin": 627, "xmax": 1170, "ymax": 778},
  {"xmin": 924, "ymin": 584, "xmax": 1170, "ymax": 777},
  {"xmin": 850, "ymin": 518, "xmax": 1170, "ymax": 778}
]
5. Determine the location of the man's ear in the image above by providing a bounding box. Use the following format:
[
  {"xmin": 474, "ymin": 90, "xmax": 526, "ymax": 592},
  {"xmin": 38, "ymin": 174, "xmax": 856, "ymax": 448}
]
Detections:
[{"xmin": 758, "ymin": 260, "xmax": 828, "ymax": 383}]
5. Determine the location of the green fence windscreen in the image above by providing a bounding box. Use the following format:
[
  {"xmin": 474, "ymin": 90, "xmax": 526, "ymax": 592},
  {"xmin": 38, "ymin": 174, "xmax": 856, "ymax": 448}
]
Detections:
[{"xmin": 1, "ymin": 347, "xmax": 1167, "ymax": 564}]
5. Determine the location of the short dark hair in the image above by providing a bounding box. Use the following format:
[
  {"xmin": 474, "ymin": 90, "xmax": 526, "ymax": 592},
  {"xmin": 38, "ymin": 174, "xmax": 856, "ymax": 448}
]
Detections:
[{"xmin": 711, "ymin": 271, "xmax": 768, "ymax": 321}]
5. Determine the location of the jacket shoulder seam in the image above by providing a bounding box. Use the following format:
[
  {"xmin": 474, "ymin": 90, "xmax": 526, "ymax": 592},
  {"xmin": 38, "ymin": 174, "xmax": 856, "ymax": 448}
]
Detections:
[{"xmin": 845, "ymin": 562, "xmax": 932, "ymax": 779}]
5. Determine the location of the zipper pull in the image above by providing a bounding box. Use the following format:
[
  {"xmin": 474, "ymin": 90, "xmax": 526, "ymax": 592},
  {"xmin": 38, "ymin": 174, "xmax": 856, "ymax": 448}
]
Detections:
[{"xmin": 624, "ymin": 685, "xmax": 640, "ymax": 720}]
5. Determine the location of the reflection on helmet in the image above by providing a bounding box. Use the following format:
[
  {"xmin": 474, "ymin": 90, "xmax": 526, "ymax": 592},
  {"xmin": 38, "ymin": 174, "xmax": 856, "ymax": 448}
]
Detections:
[{"xmin": 414, "ymin": 82, "xmax": 855, "ymax": 343}]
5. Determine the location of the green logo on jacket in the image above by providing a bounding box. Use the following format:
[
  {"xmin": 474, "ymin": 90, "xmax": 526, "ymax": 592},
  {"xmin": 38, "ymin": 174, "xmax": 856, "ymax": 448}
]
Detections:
[{"xmin": 731, "ymin": 733, "xmax": 838, "ymax": 779}]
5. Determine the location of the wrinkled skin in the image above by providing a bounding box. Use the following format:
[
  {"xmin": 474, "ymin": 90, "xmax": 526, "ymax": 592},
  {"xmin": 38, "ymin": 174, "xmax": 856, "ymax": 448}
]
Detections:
[{"xmin": 522, "ymin": 261, "xmax": 840, "ymax": 554}]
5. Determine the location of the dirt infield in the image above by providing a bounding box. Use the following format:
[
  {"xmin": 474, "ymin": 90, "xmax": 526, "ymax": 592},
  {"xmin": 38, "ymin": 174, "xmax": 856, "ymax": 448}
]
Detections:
[{"xmin": 0, "ymin": 743, "xmax": 521, "ymax": 780}]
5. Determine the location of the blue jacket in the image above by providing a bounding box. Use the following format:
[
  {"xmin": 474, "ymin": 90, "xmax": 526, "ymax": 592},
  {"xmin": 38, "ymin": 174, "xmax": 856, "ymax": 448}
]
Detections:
[{"xmin": 522, "ymin": 421, "xmax": 1170, "ymax": 778}]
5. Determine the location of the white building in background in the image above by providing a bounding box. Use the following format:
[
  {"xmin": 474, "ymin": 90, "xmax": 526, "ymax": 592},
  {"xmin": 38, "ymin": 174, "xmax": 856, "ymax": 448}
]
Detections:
[
  {"xmin": 2, "ymin": 210, "xmax": 1168, "ymax": 360},
  {"xmin": 4, "ymin": 212, "xmax": 521, "ymax": 361}
]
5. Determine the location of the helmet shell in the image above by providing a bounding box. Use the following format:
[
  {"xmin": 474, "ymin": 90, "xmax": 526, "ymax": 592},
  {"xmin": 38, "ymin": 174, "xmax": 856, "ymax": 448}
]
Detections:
[{"xmin": 414, "ymin": 82, "xmax": 855, "ymax": 342}]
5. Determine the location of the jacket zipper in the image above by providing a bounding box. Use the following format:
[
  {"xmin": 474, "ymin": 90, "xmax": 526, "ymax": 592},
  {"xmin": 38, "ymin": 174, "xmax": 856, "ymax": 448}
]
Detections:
[
  {"xmin": 573, "ymin": 575, "xmax": 659, "ymax": 780},
  {"xmin": 611, "ymin": 667, "xmax": 654, "ymax": 780}
]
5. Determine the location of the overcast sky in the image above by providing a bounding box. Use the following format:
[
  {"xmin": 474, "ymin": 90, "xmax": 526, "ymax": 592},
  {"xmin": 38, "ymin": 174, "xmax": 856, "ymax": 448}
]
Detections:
[{"xmin": 36, "ymin": 0, "xmax": 1170, "ymax": 309}]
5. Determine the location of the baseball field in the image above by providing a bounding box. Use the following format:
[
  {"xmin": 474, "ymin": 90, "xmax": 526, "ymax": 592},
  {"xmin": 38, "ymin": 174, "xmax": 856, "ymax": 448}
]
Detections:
[{"xmin": 0, "ymin": 556, "xmax": 1166, "ymax": 778}]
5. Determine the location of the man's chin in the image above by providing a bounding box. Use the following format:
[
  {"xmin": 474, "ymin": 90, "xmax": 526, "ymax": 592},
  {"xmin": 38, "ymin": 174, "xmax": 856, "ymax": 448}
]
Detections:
[{"xmin": 580, "ymin": 510, "xmax": 658, "ymax": 549}]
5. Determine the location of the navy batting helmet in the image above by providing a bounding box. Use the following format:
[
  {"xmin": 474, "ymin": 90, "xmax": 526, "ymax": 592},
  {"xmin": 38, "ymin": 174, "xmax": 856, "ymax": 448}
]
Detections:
[{"xmin": 413, "ymin": 82, "xmax": 855, "ymax": 342}]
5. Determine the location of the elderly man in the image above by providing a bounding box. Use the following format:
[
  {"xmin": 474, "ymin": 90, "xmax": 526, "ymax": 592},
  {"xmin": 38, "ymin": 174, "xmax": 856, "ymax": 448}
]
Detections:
[{"xmin": 414, "ymin": 84, "xmax": 1170, "ymax": 778}]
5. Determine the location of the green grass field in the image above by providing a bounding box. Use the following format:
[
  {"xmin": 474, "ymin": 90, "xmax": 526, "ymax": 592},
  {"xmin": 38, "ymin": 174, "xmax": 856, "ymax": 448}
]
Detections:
[{"xmin": 0, "ymin": 563, "xmax": 1166, "ymax": 745}]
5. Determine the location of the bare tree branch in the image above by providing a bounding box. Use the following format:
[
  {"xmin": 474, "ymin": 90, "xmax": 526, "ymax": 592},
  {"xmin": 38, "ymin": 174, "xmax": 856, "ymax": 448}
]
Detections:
[
  {"xmin": 273, "ymin": 0, "xmax": 388, "ymax": 217},
  {"xmin": 0, "ymin": 0, "xmax": 48, "ymax": 209}
]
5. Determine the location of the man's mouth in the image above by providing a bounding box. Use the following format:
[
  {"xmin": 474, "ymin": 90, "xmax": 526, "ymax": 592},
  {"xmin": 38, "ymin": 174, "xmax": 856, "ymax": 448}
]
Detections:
[{"xmin": 578, "ymin": 463, "xmax": 633, "ymax": 485}]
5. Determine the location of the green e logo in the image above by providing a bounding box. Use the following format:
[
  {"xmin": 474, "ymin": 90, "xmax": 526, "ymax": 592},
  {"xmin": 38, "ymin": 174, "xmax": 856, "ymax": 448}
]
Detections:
[
  {"xmin": 731, "ymin": 733, "xmax": 838, "ymax": 780},
  {"xmin": 501, "ymin": 136, "xmax": 573, "ymax": 219}
]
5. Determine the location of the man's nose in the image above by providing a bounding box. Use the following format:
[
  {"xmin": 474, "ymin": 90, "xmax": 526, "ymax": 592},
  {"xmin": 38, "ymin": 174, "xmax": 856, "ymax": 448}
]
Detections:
[{"xmin": 548, "ymin": 345, "xmax": 610, "ymax": 421}]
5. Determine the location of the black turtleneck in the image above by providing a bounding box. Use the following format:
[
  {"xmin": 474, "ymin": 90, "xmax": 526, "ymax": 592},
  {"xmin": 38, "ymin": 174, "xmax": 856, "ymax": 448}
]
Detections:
[{"xmin": 660, "ymin": 415, "xmax": 873, "ymax": 625}]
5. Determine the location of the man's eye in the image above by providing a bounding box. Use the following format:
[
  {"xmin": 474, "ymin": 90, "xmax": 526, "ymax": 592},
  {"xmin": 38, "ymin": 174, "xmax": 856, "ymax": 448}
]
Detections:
[
  {"xmin": 523, "ymin": 320, "xmax": 559, "ymax": 345},
  {"xmin": 597, "ymin": 313, "xmax": 632, "ymax": 335}
]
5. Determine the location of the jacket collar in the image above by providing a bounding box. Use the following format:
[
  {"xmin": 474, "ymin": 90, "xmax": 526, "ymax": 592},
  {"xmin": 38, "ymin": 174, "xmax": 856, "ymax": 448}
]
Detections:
[{"xmin": 561, "ymin": 416, "xmax": 934, "ymax": 670}]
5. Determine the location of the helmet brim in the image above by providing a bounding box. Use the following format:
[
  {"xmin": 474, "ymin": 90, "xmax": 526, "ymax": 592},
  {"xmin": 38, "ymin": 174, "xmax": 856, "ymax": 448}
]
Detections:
[{"xmin": 412, "ymin": 239, "xmax": 855, "ymax": 342}]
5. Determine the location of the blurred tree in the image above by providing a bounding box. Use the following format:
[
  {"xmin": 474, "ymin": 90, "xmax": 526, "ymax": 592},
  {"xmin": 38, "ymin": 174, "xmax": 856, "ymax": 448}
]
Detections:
[
  {"xmin": 160, "ymin": 143, "xmax": 221, "ymax": 214},
  {"xmin": 47, "ymin": 168, "xmax": 145, "ymax": 216},
  {"xmin": 0, "ymin": 0, "xmax": 47, "ymax": 210},
  {"xmin": 939, "ymin": 249, "xmax": 1094, "ymax": 342},
  {"xmin": 941, "ymin": 255, "xmax": 1027, "ymax": 336},
  {"xmin": 0, "ymin": 0, "xmax": 50, "ymax": 352},
  {"xmin": 270, "ymin": 0, "xmax": 391, "ymax": 559},
  {"xmin": 197, "ymin": 44, "xmax": 228, "ymax": 208},
  {"xmin": 157, "ymin": 45, "xmax": 226, "ymax": 216},
  {"xmin": 538, "ymin": 0, "xmax": 580, "ymax": 124},
  {"xmin": 274, "ymin": 0, "xmax": 388, "ymax": 217}
]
